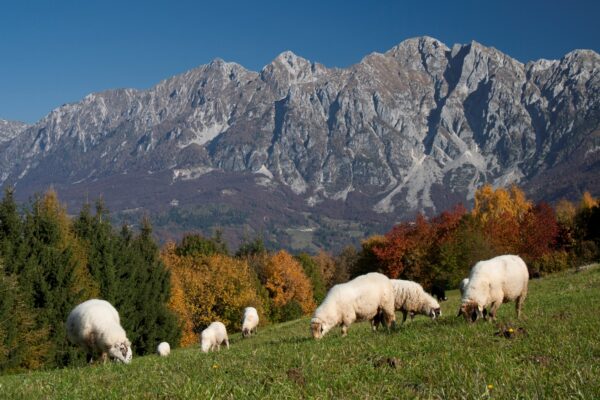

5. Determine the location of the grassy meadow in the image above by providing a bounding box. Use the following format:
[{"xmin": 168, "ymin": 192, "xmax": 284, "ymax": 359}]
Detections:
[{"xmin": 1, "ymin": 266, "xmax": 599, "ymax": 399}]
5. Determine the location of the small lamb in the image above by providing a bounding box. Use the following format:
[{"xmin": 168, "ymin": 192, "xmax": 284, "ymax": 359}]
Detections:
[
  {"xmin": 241, "ymin": 307, "xmax": 259, "ymax": 338},
  {"xmin": 157, "ymin": 342, "xmax": 170, "ymax": 357},
  {"xmin": 201, "ymin": 322, "xmax": 229, "ymax": 353},
  {"xmin": 66, "ymin": 299, "xmax": 132, "ymax": 364},
  {"xmin": 458, "ymin": 255, "xmax": 529, "ymax": 322},
  {"xmin": 310, "ymin": 272, "xmax": 396, "ymax": 339}
]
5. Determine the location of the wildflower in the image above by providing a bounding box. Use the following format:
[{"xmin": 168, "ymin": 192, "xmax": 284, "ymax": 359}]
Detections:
[
  {"xmin": 487, "ymin": 384, "xmax": 494, "ymax": 390},
  {"xmin": 508, "ymin": 328, "xmax": 514, "ymax": 333},
  {"xmin": 212, "ymin": 364, "xmax": 219, "ymax": 369}
]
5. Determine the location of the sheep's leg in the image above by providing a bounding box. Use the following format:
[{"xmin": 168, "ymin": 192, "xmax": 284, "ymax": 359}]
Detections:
[
  {"xmin": 341, "ymin": 325, "xmax": 348, "ymax": 337},
  {"xmin": 370, "ymin": 318, "xmax": 378, "ymax": 332},
  {"xmin": 516, "ymin": 293, "xmax": 526, "ymax": 319},
  {"xmin": 101, "ymin": 352, "xmax": 108, "ymax": 364},
  {"xmin": 401, "ymin": 310, "xmax": 408, "ymax": 325},
  {"xmin": 489, "ymin": 303, "xmax": 499, "ymax": 321},
  {"xmin": 86, "ymin": 353, "xmax": 94, "ymax": 364},
  {"xmin": 224, "ymin": 339, "xmax": 230, "ymax": 349}
]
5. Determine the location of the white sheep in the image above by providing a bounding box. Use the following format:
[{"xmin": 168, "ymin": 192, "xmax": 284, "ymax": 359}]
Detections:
[
  {"xmin": 157, "ymin": 342, "xmax": 170, "ymax": 357},
  {"xmin": 459, "ymin": 278, "xmax": 470, "ymax": 297},
  {"xmin": 393, "ymin": 279, "xmax": 441, "ymax": 323},
  {"xmin": 458, "ymin": 255, "xmax": 529, "ymax": 322},
  {"xmin": 66, "ymin": 299, "xmax": 132, "ymax": 364},
  {"xmin": 241, "ymin": 307, "xmax": 259, "ymax": 338},
  {"xmin": 310, "ymin": 272, "xmax": 396, "ymax": 339},
  {"xmin": 200, "ymin": 322, "xmax": 229, "ymax": 353},
  {"xmin": 372, "ymin": 280, "xmax": 441, "ymax": 329}
]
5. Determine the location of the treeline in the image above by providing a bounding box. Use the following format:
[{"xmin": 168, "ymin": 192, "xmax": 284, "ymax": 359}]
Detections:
[
  {"xmin": 0, "ymin": 189, "xmax": 179, "ymax": 373},
  {"xmin": 0, "ymin": 185, "xmax": 598, "ymax": 373},
  {"xmin": 346, "ymin": 185, "xmax": 600, "ymax": 289}
]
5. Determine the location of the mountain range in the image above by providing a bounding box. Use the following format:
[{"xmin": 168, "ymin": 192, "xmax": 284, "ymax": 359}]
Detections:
[{"xmin": 1, "ymin": 37, "xmax": 598, "ymax": 251}]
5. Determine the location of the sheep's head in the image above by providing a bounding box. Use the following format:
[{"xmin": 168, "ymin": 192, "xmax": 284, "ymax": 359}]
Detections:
[
  {"xmin": 109, "ymin": 340, "xmax": 132, "ymax": 364},
  {"xmin": 242, "ymin": 328, "xmax": 250, "ymax": 338},
  {"xmin": 457, "ymin": 302, "xmax": 483, "ymax": 323},
  {"xmin": 429, "ymin": 307, "xmax": 442, "ymax": 319},
  {"xmin": 310, "ymin": 318, "xmax": 326, "ymax": 339}
]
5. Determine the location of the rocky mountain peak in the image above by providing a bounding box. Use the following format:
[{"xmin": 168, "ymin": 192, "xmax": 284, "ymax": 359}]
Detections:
[{"xmin": 0, "ymin": 37, "xmax": 598, "ymax": 252}]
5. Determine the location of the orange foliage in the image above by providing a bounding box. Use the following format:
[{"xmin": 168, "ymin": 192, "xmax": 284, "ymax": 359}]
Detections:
[
  {"xmin": 472, "ymin": 184, "xmax": 531, "ymax": 223},
  {"xmin": 263, "ymin": 251, "xmax": 316, "ymax": 314},
  {"xmin": 313, "ymin": 250, "xmax": 337, "ymax": 288},
  {"xmin": 161, "ymin": 243, "xmax": 265, "ymax": 347}
]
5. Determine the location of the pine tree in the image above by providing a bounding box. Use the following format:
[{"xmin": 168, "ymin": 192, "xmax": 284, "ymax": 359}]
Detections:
[
  {"xmin": 0, "ymin": 260, "xmax": 48, "ymax": 372},
  {"xmin": 73, "ymin": 200, "xmax": 118, "ymax": 303},
  {"xmin": 113, "ymin": 217, "xmax": 180, "ymax": 355},
  {"xmin": 0, "ymin": 187, "xmax": 23, "ymax": 273},
  {"xmin": 19, "ymin": 191, "xmax": 98, "ymax": 367}
]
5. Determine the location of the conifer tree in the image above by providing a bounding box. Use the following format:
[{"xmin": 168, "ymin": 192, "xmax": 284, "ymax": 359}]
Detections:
[
  {"xmin": 113, "ymin": 217, "xmax": 180, "ymax": 355},
  {"xmin": 0, "ymin": 187, "xmax": 23, "ymax": 273},
  {"xmin": 73, "ymin": 200, "xmax": 118, "ymax": 303},
  {"xmin": 19, "ymin": 191, "xmax": 98, "ymax": 367},
  {"xmin": 0, "ymin": 260, "xmax": 48, "ymax": 372}
]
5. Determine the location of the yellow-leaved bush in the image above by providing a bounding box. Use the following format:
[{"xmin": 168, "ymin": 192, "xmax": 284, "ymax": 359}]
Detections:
[
  {"xmin": 263, "ymin": 250, "xmax": 316, "ymax": 317},
  {"xmin": 161, "ymin": 243, "xmax": 266, "ymax": 347}
]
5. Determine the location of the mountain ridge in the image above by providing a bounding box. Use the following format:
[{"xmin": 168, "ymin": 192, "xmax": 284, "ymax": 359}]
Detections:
[{"xmin": 1, "ymin": 37, "xmax": 598, "ymax": 251}]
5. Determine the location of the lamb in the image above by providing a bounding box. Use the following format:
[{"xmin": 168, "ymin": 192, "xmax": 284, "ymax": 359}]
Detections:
[
  {"xmin": 241, "ymin": 307, "xmax": 259, "ymax": 338},
  {"xmin": 372, "ymin": 280, "xmax": 441, "ymax": 329},
  {"xmin": 310, "ymin": 272, "xmax": 396, "ymax": 339},
  {"xmin": 458, "ymin": 255, "xmax": 529, "ymax": 322},
  {"xmin": 200, "ymin": 322, "xmax": 229, "ymax": 353},
  {"xmin": 157, "ymin": 342, "xmax": 170, "ymax": 357},
  {"xmin": 66, "ymin": 299, "xmax": 132, "ymax": 364}
]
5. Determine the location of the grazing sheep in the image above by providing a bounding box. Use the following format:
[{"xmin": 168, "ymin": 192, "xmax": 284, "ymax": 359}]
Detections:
[
  {"xmin": 310, "ymin": 272, "xmax": 396, "ymax": 339},
  {"xmin": 201, "ymin": 322, "xmax": 229, "ymax": 353},
  {"xmin": 66, "ymin": 299, "xmax": 132, "ymax": 364},
  {"xmin": 241, "ymin": 307, "xmax": 259, "ymax": 338},
  {"xmin": 459, "ymin": 278, "xmax": 470, "ymax": 297},
  {"xmin": 372, "ymin": 280, "xmax": 441, "ymax": 329},
  {"xmin": 458, "ymin": 255, "xmax": 529, "ymax": 322},
  {"xmin": 157, "ymin": 342, "xmax": 170, "ymax": 357}
]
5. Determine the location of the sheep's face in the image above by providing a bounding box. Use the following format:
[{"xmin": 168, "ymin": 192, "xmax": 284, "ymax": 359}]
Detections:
[
  {"xmin": 310, "ymin": 320, "xmax": 325, "ymax": 339},
  {"xmin": 201, "ymin": 338, "xmax": 211, "ymax": 353},
  {"xmin": 458, "ymin": 302, "xmax": 483, "ymax": 323},
  {"xmin": 109, "ymin": 340, "xmax": 132, "ymax": 364},
  {"xmin": 429, "ymin": 307, "xmax": 442, "ymax": 319},
  {"xmin": 242, "ymin": 328, "xmax": 250, "ymax": 338}
]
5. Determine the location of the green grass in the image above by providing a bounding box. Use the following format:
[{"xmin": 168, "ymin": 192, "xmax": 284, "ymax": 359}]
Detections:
[{"xmin": 2, "ymin": 266, "xmax": 599, "ymax": 399}]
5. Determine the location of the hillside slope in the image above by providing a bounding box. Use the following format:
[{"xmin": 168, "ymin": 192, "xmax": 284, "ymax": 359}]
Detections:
[{"xmin": 1, "ymin": 266, "xmax": 599, "ymax": 399}]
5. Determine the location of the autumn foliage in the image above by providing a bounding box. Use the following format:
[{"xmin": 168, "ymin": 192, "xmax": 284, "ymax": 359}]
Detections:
[
  {"xmin": 161, "ymin": 242, "xmax": 266, "ymax": 347},
  {"xmin": 263, "ymin": 251, "xmax": 316, "ymax": 315}
]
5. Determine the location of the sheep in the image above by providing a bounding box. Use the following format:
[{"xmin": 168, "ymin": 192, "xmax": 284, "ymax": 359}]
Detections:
[
  {"xmin": 459, "ymin": 278, "xmax": 470, "ymax": 297},
  {"xmin": 200, "ymin": 322, "xmax": 229, "ymax": 353},
  {"xmin": 157, "ymin": 342, "xmax": 170, "ymax": 357},
  {"xmin": 310, "ymin": 272, "xmax": 396, "ymax": 339},
  {"xmin": 66, "ymin": 299, "xmax": 132, "ymax": 364},
  {"xmin": 372, "ymin": 280, "xmax": 441, "ymax": 329},
  {"xmin": 241, "ymin": 307, "xmax": 259, "ymax": 338},
  {"xmin": 458, "ymin": 255, "xmax": 529, "ymax": 322}
]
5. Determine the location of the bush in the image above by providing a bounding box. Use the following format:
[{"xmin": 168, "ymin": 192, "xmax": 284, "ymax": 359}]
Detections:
[{"xmin": 531, "ymin": 251, "xmax": 573, "ymax": 276}]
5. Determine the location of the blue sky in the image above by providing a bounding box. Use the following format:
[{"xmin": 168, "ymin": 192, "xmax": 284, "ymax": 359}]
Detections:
[{"xmin": 1, "ymin": 0, "xmax": 598, "ymax": 123}]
